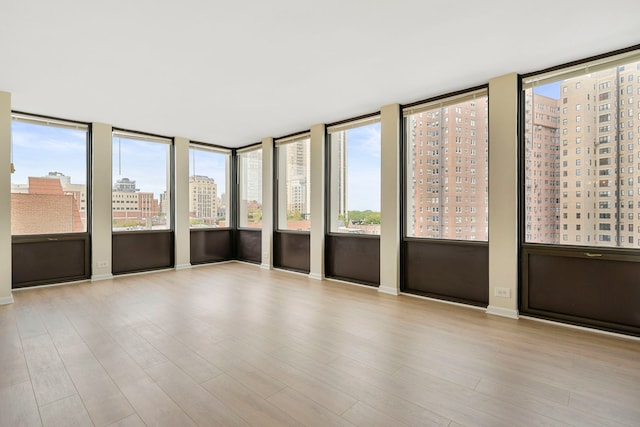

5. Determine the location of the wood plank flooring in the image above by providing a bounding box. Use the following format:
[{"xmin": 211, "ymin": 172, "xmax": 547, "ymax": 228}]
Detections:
[{"xmin": 1, "ymin": 262, "xmax": 639, "ymax": 426}]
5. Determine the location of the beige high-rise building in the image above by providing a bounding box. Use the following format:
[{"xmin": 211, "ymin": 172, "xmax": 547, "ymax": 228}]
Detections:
[
  {"xmin": 559, "ymin": 61, "xmax": 640, "ymax": 248},
  {"xmin": 408, "ymin": 98, "xmax": 489, "ymax": 240},
  {"xmin": 189, "ymin": 175, "xmax": 218, "ymax": 223},
  {"xmin": 523, "ymin": 91, "xmax": 561, "ymax": 243}
]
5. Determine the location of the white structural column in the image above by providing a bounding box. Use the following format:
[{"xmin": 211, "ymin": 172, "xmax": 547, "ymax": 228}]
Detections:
[
  {"xmin": 379, "ymin": 103, "xmax": 401, "ymax": 295},
  {"xmin": 0, "ymin": 92, "xmax": 13, "ymax": 304},
  {"xmin": 174, "ymin": 137, "xmax": 191, "ymax": 269},
  {"xmin": 91, "ymin": 123, "xmax": 114, "ymax": 281},
  {"xmin": 309, "ymin": 123, "xmax": 326, "ymax": 280},
  {"xmin": 487, "ymin": 73, "xmax": 519, "ymax": 319},
  {"xmin": 261, "ymin": 137, "xmax": 274, "ymax": 269}
]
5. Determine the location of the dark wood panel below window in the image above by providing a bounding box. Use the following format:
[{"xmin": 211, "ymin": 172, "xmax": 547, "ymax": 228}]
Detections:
[
  {"xmin": 190, "ymin": 228, "xmax": 233, "ymax": 265},
  {"xmin": 326, "ymin": 234, "xmax": 380, "ymax": 286},
  {"xmin": 12, "ymin": 235, "xmax": 89, "ymax": 288},
  {"xmin": 523, "ymin": 247, "xmax": 640, "ymax": 335},
  {"xmin": 274, "ymin": 231, "xmax": 310, "ymax": 273},
  {"xmin": 112, "ymin": 231, "xmax": 173, "ymax": 275},
  {"xmin": 403, "ymin": 239, "xmax": 488, "ymax": 306},
  {"xmin": 236, "ymin": 229, "xmax": 261, "ymax": 264}
]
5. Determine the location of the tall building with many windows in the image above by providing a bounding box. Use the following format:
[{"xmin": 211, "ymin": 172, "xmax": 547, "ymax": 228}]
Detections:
[
  {"xmin": 189, "ymin": 175, "xmax": 218, "ymax": 224},
  {"xmin": 407, "ymin": 98, "xmax": 489, "ymax": 240},
  {"xmin": 285, "ymin": 141, "xmax": 310, "ymax": 219},
  {"xmin": 523, "ymin": 91, "xmax": 561, "ymax": 243},
  {"xmin": 525, "ymin": 61, "xmax": 640, "ymax": 248}
]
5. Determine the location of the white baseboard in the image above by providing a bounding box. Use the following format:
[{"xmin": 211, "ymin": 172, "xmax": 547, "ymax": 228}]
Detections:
[
  {"xmin": 486, "ymin": 305, "xmax": 519, "ymax": 319},
  {"xmin": 91, "ymin": 274, "xmax": 113, "ymax": 282},
  {"xmin": 175, "ymin": 263, "xmax": 192, "ymax": 271},
  {"xmin": 378, "ymin": 285, "xmax": 399, "ymax": 296},
  {"xmin": 308, "ymin": 272, "xmax": 323, "ymax": 280},
  {"xmin": 0, "ymin": 295, "xmax": 14, "ymax": 305},
  {"xmin": 260, "ymin": 263, "xmax": 271, "ymax": 270}
]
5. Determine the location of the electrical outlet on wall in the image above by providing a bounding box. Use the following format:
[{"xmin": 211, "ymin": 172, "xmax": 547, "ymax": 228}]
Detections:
[
  {"xmin": 97, "ymin": 261, "xmax": 108, "ymax": 268},
  {"xmin": 494, "ymin": 287, "xmax": 511, "ymax": 298}
]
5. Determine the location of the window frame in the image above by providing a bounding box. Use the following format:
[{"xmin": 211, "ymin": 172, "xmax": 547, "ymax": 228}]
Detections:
[
  {"xmin": 236, "ymin": 143, "xmax": 263, "ymax": 230},
  {"xmin": 188, "ymin": 142, "xmax": 232, "ymax": 230},
  {"xmin": 111, "ymin": 128, "xmax": 174, "ymax": 234},
  {"xmin": 10, "ymin": 111, "xmax": 91, "ymax": 237},
  {"xmin": 274, "ymin": 132, "xmax": 311, "ymax": 233},
  {"xmin": 401, "ymin": 86, "xmax": 489, "ymax": 243},
  {"xmin": 326, "ymin": 113, "xmax": 381, "ymax": 236}
]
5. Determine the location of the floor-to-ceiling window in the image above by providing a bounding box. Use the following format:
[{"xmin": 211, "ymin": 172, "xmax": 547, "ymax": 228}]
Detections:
[
  {"xmin": 10, "ymin": 113, "xmax": 90, "ymax": 287},
  {"xmin": 520, "ymin": 49, "xmax": 640, "ymax": 335},
  {"xmin": 111, "ymin": 129, "xmax": 173, "ymax": 274},
  {"xmin": 326, "ymin": 115, "xmax": 381, "ymax": 285},
  {"xmin": 236, "ymin": 144, "xmax": 263, "ymax": 263},
  {"xmin": 402, "ymin": 88, "xmax": 490, "ymax": 305},
  {"xmin": 274, "ymin": 133, "xmax": 311, "ymax": 272},
  {"xmin": 188, "ymin": 144, "xmax": 233, "ymax": 264}
]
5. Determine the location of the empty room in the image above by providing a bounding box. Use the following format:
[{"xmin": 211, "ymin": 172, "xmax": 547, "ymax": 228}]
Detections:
[{"xmin": 1, "ymin": 1, "xmax": 639, "ymax": 426}]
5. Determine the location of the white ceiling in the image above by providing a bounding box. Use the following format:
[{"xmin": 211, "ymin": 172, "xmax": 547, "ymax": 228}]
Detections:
[{"xmin": 2, "ymin": 0, "xmax": 639, "ymax": 147}]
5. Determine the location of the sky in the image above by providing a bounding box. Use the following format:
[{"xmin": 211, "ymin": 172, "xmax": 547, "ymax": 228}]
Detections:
[
  {"xmin": 12, "ymin": 119, "xmax": 379, "ymax": 211},
  {"xmin": 11, "ymin": 121, "xmax": 87, "ymax": 186},
  {"xmin": 12, "ymin": 121, "xmax": 229, "ymax": 200},
  {"xmin": 533, "ymin": 81, "xmax": 561, "ymax": 100},
  {"xmin": 345, "ymin": 122, "xmax": 381, "ymax": 212}
]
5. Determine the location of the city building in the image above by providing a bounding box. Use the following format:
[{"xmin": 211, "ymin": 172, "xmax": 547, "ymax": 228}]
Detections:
[
  {"xmin": 189, "ymin": 174, "xmax": 218, "ymax": 225},
  {"xmin": 407, "ymin": 99, "xmax": 489, "ymax": 240},
  {"xmin": 523, "ymin": 91, "xmax": 561, "ymax": 244}
]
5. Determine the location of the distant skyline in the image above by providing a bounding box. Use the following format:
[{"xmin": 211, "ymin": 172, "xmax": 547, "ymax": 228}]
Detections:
[{"xmin": 12, "ymin": 118, "xmax": 375, "ymax": 212}]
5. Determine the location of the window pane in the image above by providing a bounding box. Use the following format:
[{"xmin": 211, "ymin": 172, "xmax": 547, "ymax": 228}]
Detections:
[
  {"xmin": 112, "ymin": 134, "xmax": 170, "ymax": 231},
  {"xmin": 524, "ymin": 58, "xmax": 640, "ymax": 248},
  {"xmin": 329, "ymin": 121, "xmax": 381, "ymax": 235},
  {"xmin": 11, "ymin": 117, "xmax": 88, "ymax": 235},
  {"xmin": 189, "ymin": 147, "xmax": 230, "ymax": 228},
  {"xmin": 405, "ymin": 95, "xmax": 489, "ymax": 241},
  {"xmin": 277, "ymin": 138, "xmax": 311, "ymax": 231},
  {"xmin": 238, "ymin": 148, "xmax": 262, "ymax": 228}
]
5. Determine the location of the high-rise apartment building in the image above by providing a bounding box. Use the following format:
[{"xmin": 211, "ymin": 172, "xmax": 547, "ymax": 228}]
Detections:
[
  {"xmin": 285, "ymin": 141, "xmax": 310, "ymax": 219},
  {"xmin": 525, "ymin": 60, "xmax": 640, "ymax": 248},
  {"xmin": 407, "ymin": 98, "xmax": 489, "ymax": 240},
  {"xmin": 189, "ymin": 175, "xmax": 218, "ymax": 223},
  {"xmin": 523, "ymin": 91, "xmax": 561, "ymax": 243}
]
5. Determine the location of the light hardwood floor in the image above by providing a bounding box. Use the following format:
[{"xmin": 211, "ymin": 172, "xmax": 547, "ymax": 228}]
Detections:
[{"xmin": 1, "ymin": 262, "xmax": 639, "ymax": 426}]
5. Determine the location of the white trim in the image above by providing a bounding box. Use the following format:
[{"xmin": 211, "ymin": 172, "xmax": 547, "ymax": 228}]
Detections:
[
  {"xmin": 378, "ymin": 285, "xmax": 399, "ymax": 296},
  {"xmin": 308, "ymin": 272, "xmax": 323, "ymax": 281},
  {"xmin": 0, "ymin": 295, "xmax": 14, "ymax": 305},
  {"xmin": 91, "ymin": 274, "xmax": 114, "ymax": 282},
  {"xmin": 401, "ymin": 292, "xmax": 487, "ymax": 311},
  {"xmin": 260, "ymin": 263, "xmax": 272, "ymax": 270},
  {"xmin": 175, "ymin": 263, "xmax": 192, "ymax": 271},
  {"xmin": 519, "ymin": 315, "xmax": 640, "ymax": 342},
  {"xmin": 486, "ymin": 305, "xmax": 519, "ymax": 319}
]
